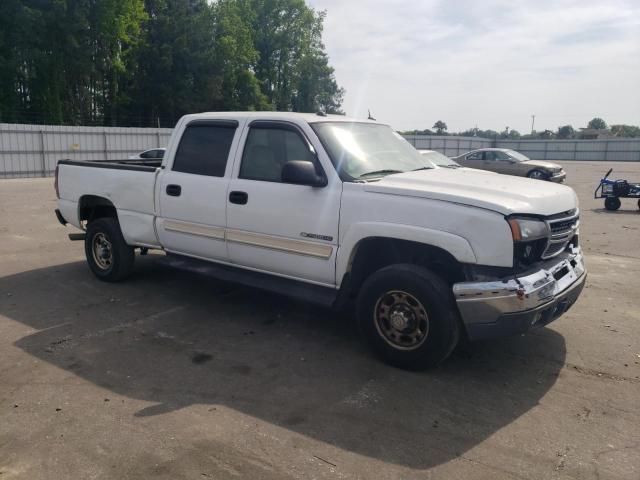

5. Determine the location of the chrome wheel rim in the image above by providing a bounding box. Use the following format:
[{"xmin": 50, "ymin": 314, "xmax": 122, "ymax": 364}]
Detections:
[
  {"xmin": 529, "ymin": 170, "xmax": 545, "ymax": 179},
  {"xmin": 92, "ymin": 233, "xmax": 113, "ymax": 270},
  {"xmin": 374, "ymin": 290, "xmax": 429, "ymax": 350}
]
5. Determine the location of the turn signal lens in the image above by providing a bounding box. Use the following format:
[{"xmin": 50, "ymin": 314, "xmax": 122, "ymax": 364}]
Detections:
[{"xmin": 508, "ymin": 218, "xmax": 522, "ymax": 241}]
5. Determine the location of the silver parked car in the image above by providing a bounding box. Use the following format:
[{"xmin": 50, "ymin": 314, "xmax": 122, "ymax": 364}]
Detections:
[{"xmin": 452, "ymin": 148, "xmax": 566, "ymax": 182}]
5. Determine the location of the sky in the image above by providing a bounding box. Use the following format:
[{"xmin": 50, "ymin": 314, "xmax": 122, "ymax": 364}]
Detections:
[{"xmin": 306, "ymin": 0, "xmax": 640, "ymax": 134}]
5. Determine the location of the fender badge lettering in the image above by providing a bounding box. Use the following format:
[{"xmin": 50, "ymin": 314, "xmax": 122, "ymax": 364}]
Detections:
[{"xmin": 301, "ymin": 232, "xmax": 333, "ymax": 242}]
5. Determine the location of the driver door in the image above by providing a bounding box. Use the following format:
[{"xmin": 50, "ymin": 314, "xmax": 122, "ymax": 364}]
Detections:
[
  {"xmin": 225, "ymin": 121, "xmax": 341, "ymax": 286},
  {"xmin": 494, "ymin": 151, "xmax": 519, "ymax": 174}
]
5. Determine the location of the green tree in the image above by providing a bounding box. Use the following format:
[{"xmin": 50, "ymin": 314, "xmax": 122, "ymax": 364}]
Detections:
[
  {"xmin": 557, "ymin": 125, "xmax": 575, "ymax": 139},
  {"xmin": 587, "ymin": 117, "xmax": 607, "ymax": 130},
  {"xmin": 290, "ymin": 10, "xmax": 344, "ymax": 113},
  {"xmin": 610, "ymin": 124, "xmax": 640, "ymax": 138},
  {"xmin": 0, "ymin": 0, "xmax": 344, "ymax": 126},
  {"xmin": 249, "ymin": 0, "xmax": 343, "ymax": 113},
  {"xmin": 212, "ymin": 0, "xmax": 269, "ymax": 111},
  {"xmin": 433, "ymin": 120, "xmax": 447, "ymax": 134},
  {"xmin": 125, "ymin": 0, "xmax": 221, "ymax": 125}
]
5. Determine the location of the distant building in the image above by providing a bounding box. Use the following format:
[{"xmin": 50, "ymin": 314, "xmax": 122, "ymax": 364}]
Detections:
[{"xmin": 578, "ymin": 128, "xmax": 615, "ymax": 140}]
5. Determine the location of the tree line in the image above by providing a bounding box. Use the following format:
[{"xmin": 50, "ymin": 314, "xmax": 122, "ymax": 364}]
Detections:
[
  {"xmin": 402, "ymin": 118, "xmax": 640, "ymax": 139},
  {"xmin": 0, "ymin": 0, "xmax": 344, "ymax": 127}
]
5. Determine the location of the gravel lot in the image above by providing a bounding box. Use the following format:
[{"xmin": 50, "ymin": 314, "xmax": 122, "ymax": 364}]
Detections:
[{"xmin": 0, "ymin": 161, "xmax": 639, "ymax": 479}]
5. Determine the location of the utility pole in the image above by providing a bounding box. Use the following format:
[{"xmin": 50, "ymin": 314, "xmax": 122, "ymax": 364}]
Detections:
[{"xmin": 531, "ymin": 115, "xmax": 536, "ymax": 134}]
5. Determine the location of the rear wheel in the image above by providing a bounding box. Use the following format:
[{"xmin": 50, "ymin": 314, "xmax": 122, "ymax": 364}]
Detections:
[
  {"xmin": 356, "ymin": 264, "xmax": 460, "ymax": 370},
  {"xmin": 85, "ymin": 218, "xmax": 135, "ymax": 282},
  {"xmin": 604, "ymin": 197, "xmax": 621, "ymax": 211},
  {"xmin": 527, "ymin": 169, "xmax": 547, "ymax": 180}
]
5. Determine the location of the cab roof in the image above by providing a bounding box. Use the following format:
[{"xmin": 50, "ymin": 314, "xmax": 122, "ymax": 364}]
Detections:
[{"xmin": 181, "ymin": 111, "xmax": 383, "ymax": 125}]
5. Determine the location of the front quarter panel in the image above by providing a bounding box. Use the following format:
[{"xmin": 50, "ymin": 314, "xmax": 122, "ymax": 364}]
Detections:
[{"xmin": 337, "ymin": 183, "xmax": 514, "ymax": 283}]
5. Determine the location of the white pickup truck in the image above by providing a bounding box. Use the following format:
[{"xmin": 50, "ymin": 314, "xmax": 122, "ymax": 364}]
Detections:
[{"xmin": 55, "ymin": 112, "xmax": 586, "ymax": 369}]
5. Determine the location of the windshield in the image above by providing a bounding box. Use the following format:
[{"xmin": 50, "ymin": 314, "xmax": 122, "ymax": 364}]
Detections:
[
  {"xmin": 311, "ymin": 122, "xmax": 435, "ymax": 180},
  {"xmin": 419, "ymin": 150, "xmax": 460, "ymax": 168},
  {"xmin": 505, "ymin": 149, "xmax": 530, "ymax": 162}
]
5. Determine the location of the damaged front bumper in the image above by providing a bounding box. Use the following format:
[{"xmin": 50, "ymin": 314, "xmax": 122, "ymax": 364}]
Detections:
[{"xmin": 453, "ymin": 246, "xmax": 586, "ymax": 341}]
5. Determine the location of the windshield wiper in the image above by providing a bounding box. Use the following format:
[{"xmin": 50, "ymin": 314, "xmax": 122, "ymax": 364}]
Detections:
[
  {"xmin": 411, "ymin": 166, "xmax": 434, "ymax": 172},
  {"xmin": 358, "ymin": 169, "xmax": 404, "ymax": 179}
]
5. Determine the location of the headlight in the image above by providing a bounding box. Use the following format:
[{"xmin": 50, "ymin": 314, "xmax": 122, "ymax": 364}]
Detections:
[
  {"xmin": 508, "ymin": 217, "xmax": 549, "ymax": 265},
  {"xmin": 507, "ymin": 217, "xmax": 549, "ymax": 242}
]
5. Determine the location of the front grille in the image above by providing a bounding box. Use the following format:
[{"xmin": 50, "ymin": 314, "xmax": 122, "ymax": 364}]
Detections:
[
  {"xmin": 550, "ymin": 219, "xmax": 576, "ymax": 234},
  {"xmin": 542, "ymin": 211, "xmax": 579, "ymax": 259}
]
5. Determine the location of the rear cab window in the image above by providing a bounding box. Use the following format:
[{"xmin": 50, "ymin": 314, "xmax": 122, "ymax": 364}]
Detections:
[{"xmin": 173, "ymin": 120, "xmax": 238, "ymax": 176}]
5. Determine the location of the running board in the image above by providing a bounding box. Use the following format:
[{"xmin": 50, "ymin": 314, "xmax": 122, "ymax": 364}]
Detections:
[{"xmin": 159, "ymin": 254, "xmax": 338, "ymax": 308}]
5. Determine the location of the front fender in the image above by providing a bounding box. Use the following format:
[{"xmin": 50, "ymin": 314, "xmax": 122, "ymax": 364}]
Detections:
[{"xmin": 336, "ymin": 222, "xmax": 477, "ymax": 284}]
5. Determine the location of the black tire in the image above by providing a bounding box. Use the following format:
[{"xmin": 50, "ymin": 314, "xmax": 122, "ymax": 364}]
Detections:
[
  {"xmin": 356, "ymin": 264, "xmax": 460, "ymax": 370},
  {"xmin": 84, "ymin": 217, "xmax": 135, "ymax": 282},
  {"xmin": 604, "ymin": 197, "xmax": 621, "ymax": 211},
  {"xmin": 637, "ymin": 199, "xmax": 640, "ymax": 211},
  {"xmin": 527, "ymin": 169, "xmax": 547, "ymax": 180}
]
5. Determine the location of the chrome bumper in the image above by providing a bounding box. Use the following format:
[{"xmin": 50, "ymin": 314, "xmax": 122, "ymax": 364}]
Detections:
[
  {"xmin": 453, "ymin": 246, "xmax": 586, "ymax": 340},
  {"xmin": 550, "ymin": 171, "xmax": 566, "ymax": 183}
]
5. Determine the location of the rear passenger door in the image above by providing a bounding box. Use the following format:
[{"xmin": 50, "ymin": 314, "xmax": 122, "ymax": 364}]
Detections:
[
  {"xmin": 481, "ymin": 151, "xmax": 501, "ymax": 172},
  {"xmin": 156, "ymin": 119, "xmax": 240, "ymax": 261}
]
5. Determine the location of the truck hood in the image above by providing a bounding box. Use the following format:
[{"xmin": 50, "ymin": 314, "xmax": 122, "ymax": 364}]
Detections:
[
  {"xmin": 522, "ymin": 160, "xmax": 563, "ymax": 171},
  {"xmin": 363, "ymin": 168, "xmax": 577, "ymax": 216}
]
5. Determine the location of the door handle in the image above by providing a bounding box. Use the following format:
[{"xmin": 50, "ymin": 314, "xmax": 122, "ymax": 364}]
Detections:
[
  {"xmin": 229, "ymin": 191, "xmax": 248, "ymax": 205},
  {"xmin": 166, "ymin": 184, "xmax": 182, "ymax": 197}
]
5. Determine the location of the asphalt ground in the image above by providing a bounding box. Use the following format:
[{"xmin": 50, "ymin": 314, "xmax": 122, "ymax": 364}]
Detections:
[{"xmin": 0, "ymin": 161, "xmax": 639, "ymax": 479}]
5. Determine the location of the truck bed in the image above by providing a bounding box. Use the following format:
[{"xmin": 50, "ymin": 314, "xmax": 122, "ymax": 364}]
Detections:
[
  {"xmin": 56, "ymin": 159, "xmax": 161, "ymax": 248},
  {"xmin": 58, "ymin": 158, "xmax": 162, "ymax": 171}
]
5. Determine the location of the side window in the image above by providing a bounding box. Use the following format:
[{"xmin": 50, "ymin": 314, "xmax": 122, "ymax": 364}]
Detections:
[
  {"xmin": 495, "ymin": 151, "xmax": 510, "ymax": 161},
  {"xmin": 467, "ymin": 152, "xmax": 483, "ymax": 161},
  {"xmin": 173, "ymin": 124, "xmax": 236, "ymax": 176},
  {"xmin": 142, "ymin": 149, "xmax": 162, "ymax": 159},
  {"xmin": 239, "ymin": 126, "xmax": 315, "ymax": 182},
  {"xmin": 484, "ymin": 151, "xmax": 497, "ymax": 161}
]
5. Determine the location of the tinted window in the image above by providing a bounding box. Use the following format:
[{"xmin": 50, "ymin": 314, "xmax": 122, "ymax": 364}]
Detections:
[
  {"xmin": 173, "ymin": 124, "xmax": 236, "ymax": 176},
  {"xmin": 495, "ymin": 151, "xmax": 511, "ymax": 161},
  {"xmin": 467, "ymin": 152, "xmax": 483, "ymax": 160},
  {"xmin": 141, "ymin": 149, "xmax": 163, "ymax": 159},
  {"xmin": 240, "ymin": 126, "xmax": 315, "ymax": 182},
  {"xmin": 484, "ymin": 151, "xmax": 497, "ymax": 161}
]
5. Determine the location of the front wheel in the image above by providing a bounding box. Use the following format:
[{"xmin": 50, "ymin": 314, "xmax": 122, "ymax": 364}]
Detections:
[
  {"xmin": 527, "ymin": 169, "xmax": 547, "ymax": 180},
  {"xmin": 85, "ymin": 217, "xmax": 135, "ymax": 282},
  {"xmin": 604, "ymin": 197, "xmax": 621, "ymax": 211},
  {"xmin": 356, "ymin": 264, "xmax": 460, "ymax": 370}
]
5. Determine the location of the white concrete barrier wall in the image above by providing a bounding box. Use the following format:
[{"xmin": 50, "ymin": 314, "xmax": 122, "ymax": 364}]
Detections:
[
  {"xmin": 0, "ymin": 123, "xmax": 172, "ymax": 178},
  {"xmin": 1, "ymin": 124, "xmax": 639, "ymax": 178}
]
